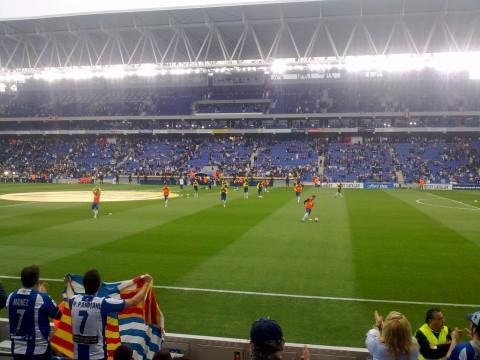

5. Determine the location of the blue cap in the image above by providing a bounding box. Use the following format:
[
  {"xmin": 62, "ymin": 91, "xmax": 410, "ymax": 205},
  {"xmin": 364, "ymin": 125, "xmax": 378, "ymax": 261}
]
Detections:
[{"xmin": 250, "ymin": 318, "xmax": 283, "ymax": 345}]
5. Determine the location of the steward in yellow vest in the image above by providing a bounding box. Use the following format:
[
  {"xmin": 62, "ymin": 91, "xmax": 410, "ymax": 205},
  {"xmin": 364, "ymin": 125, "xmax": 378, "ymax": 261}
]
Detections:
[{"xmin": 415, "ymin": 309, "xmax": 451, "ymax": 360}]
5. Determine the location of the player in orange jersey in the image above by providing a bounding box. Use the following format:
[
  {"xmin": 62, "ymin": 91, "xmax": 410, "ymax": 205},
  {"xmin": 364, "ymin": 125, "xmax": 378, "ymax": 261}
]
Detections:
[
  {"xmin": 92, "ymin": 185, "xmax": 101, "ymax": 219},
  {"xmin": 301, "ymin": 195, "xmax": 316, "ymax": 222},
  {"xmin": 294, "ymin": 182, "xmax": 303, "ymax": 204},
  {"xmin": 262, "ymin": 179, "xmax": 269, "ymax": 193},
  {"xmin": 419, "ymin": 177, "xmax": 425, "ymax": 190},
  {"xmin": 163, "ymin": 184, "xmax": 170, "ymax": 208}
]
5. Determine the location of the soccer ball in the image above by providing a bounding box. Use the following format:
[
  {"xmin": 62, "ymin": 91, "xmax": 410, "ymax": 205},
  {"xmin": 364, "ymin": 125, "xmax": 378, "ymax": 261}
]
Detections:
[{"xmin": 314, "ymin": 217, "xmax": 319, "ymax": 222}]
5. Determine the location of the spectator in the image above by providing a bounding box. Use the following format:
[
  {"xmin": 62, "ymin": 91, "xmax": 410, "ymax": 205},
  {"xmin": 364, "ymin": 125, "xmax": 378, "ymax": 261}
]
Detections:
[
  {"xmin": 249, "ymin": 317, "xmax": 310, "ymax": 360},
  {"xmin": 7, "ymin": 265, "xmax": 60, "ymax": 360},
  {"xmin": 152, "ymin": 349, "xmax": 173, "ymax": 360},
  {"xmin": 66, "ymin": 270, "xmax": 152, "ymax": 360},
  {"xmin": 113, "ymin": 345, "xmax": 133, "ymax": 360},
  {"xmin": 416, "ymin": 308, "xmax": 452, "ymax": 360},
  {"xmin": 447, "ymin": 311, "xmax": 480, "ymax": 360},
  {"xmin": 366, "ymin": 310, "xmax": 419, "ymax": 360},
  {"xmin": 0, "ymin": 282, "xmax": 6, "ymax": 310}
]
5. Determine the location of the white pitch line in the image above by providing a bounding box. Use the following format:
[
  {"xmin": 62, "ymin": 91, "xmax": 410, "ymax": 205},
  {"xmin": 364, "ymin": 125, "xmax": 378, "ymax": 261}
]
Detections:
[
  {"xmin": 427, "ymin": 192, "xmax": 480, "ymax": 209},
  {"xmin": 0, "ymin": 275, "xmax": 477, "ymax": 308},
  {"xmin": 0, "ymin": 201, "xmax": 35, "ymax": 208},
  {"xmin": 415, "ymin": 199, "xmax": 480, "ymax": 211},
  {"xmin": 416, "ymin": 192, "xmax": 480, "ymax": 211}
]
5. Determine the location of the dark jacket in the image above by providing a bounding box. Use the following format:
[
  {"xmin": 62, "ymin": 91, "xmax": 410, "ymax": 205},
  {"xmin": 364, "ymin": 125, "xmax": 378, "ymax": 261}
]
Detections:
[{"xmin": 0, "ymin": 283, "xmax": 7, "ymax": 310}]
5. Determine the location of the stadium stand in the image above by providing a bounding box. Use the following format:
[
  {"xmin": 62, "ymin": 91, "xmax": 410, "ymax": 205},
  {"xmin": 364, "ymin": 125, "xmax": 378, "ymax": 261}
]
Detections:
[
  {"xmin": 1, "ymin": 134, "xmax": 478, "ymax": 184},
  {"xmin": 3, "ymin": 76, "xmax": 480, "ymax": 117}
]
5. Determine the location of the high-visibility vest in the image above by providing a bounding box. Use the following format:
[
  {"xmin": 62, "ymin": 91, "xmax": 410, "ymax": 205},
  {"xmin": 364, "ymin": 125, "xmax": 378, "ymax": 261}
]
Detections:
[{"xmin": 417, "ymin": 324, "xmax": 449, "ymax": 360}]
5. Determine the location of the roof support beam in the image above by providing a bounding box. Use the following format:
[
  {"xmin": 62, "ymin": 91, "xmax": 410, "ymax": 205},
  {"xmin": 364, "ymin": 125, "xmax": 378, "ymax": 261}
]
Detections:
[
  {"xmin": 267, "ymin": 24, "xmax": 284, "ymax": 59},
  {"xmin": 342, "ymin": 22, "xmax": 359, "ymax": 58},
  {"xmin": 401, "ymin": 21, "xmax": 420, "ymax": 55},
  {"xmin": 286, "ymin": 23, "xmax": 301, "ymax": 59},
  {"xmin": 249, "ymin": 24, "xmax": 265, "ymax": 61},
  {"xmin": 423, "ymin": 17, "xmax": 439, "ymax": 54},
  {"xmin": 33, "ymin": 37, "xmax": 51, "ymax": 68},
  {"xmin": 5, "ymin": 39, "xmax": 22, "ymax": 68},
  {"xmin": 214, "ymin": 26, "xmax": 230, "ymax": 61},
  {"xmin": 95, "ymin": 34, "xmax": 112, "ymax": 65}
]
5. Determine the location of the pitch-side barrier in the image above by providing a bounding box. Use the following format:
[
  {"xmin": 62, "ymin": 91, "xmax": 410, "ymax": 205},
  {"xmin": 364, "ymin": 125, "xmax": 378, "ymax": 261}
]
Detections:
[{"xmin": 0, "ymin": 318, "xmax": 368, "ymax": 360}]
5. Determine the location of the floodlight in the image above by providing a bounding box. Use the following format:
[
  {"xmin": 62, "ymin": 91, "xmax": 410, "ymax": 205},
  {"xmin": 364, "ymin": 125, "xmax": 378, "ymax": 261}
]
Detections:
[
  {"xmin": 102, "ymin": 66, "xmax": 128, "ymax": 79},
  {"xmin": 271, "ymin": 59, "xmax": 288, "ymax": 74},
  {"xmin": 68, "ymin": 68, "xmax": 94, "ymax": 80},
  {"xmin": 136, "ymin": 64, "xmax": 159, "ymax": 77}
]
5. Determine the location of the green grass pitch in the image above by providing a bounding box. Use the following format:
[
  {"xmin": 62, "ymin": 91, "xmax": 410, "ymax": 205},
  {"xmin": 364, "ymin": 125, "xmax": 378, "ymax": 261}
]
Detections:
[{"xmin": 0, "ymin": 183, "xmax": 479, "ymax": 347}]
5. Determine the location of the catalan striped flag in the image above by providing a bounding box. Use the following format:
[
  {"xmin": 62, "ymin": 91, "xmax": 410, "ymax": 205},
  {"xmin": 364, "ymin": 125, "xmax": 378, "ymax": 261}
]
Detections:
[{"xmin": 50, "ymin": 274, "xmax": 164, "ymax": 359}]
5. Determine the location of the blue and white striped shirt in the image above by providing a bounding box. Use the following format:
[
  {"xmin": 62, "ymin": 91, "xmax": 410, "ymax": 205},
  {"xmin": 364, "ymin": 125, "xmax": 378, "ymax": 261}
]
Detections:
[
  {"xmin": 7, "ymin": 288, "xmax": 58, "ymax": 356},
  {"xmin": 69, "ymin": 294, "xmax": 125, "ymax": 360}
]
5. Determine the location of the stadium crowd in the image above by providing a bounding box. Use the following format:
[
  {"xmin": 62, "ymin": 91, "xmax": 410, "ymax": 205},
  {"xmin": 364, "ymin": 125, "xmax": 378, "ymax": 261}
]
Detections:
[{"xmin": 1, "ymin": 135, "xmax": 478, "ymax": 184}]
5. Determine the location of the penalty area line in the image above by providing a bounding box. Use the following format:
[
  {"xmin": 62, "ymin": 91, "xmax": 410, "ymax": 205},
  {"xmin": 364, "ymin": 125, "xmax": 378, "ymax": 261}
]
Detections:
[
  {"xmin": 416, "ymin": 193, "xmax": 480, "ymax": 211},
  {"xmin": 0, "ymin": 275, "xmax": 478, "ymax": 308}
]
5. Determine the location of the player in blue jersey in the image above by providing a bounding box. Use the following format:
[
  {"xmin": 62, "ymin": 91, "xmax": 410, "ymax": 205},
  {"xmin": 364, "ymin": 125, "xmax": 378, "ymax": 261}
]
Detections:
[
  {"xmin": 7, "ymin": 265, "xmax": 60, "ymax": 360},
  {"xmin": 66, "ymin": 270, "xmax": 152, "ymax": 360}
]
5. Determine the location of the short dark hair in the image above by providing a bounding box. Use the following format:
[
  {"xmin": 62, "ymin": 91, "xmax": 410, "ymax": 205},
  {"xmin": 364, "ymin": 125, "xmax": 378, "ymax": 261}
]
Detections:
[
  {"xmin": 83, "ymin": 269, "xmax": 101, "ymax": 295},
  {"xmin": 21, "ymin": 265, "xmax": 40, "ymax": 288},
  {"xmin": 425, "ymin": 308, "xmax": 441, "ymax": 324},
  {"xmin": 113, "ymin": 345, "xmax": 133, "ymax": 360},
  {"xmin": 152, "ymin": 349, "xmax": 173, "ymax": 360}
]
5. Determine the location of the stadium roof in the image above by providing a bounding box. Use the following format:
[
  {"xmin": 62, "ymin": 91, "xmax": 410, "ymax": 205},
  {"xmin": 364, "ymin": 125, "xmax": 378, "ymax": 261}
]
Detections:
[
  {"xmin": 1, "ymin": 0, "xmax": 480, "ymax": 69},
  {"xmin": 0, "ymin": 0, "xmax": 324, "ymax": 21}
]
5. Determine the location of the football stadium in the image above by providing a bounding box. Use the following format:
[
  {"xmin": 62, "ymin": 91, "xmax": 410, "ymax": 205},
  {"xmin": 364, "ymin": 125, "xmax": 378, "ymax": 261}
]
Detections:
[{"xmin": 0, "ymin": 1, "xmax": 480, "ymax": 359}]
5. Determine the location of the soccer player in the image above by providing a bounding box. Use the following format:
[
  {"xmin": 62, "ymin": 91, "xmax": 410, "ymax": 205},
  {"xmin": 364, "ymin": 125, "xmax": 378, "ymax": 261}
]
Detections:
[
  {"xmin": 301, "ymin": 195, "xmax": 316, "ymax": 222},
  {"xmin": 163, "ymin": 184, "xmax": 170, "ymax": 208},
  {"xmin": 7, "ymin": 265, "xmax": 60, "ymax": 360},
  {"xmin": 233, "ymin": 176, "xmax": 238, "ymax": 191},
  {"xmin": 335, "ymin": 183, "xmax": 343, "ymax": 198},
  {"xmin": 256, "ymin": 181, "xmax": 263, "ymax": 198},
  {"xmin": 419, "ymin": 177, "xmax": 425, "ymax": 190},
  {"xmin": 193, "ymin": 179, "xmax": 199, "ymax": 198},
  {"xmin": 91, "ymin": 186, "xmax": 101, "ymax": 219},
  {"xmin": 243, "ymin": 181, "xmax": 249, "ymax": 199},
  {"xmin": 66, "ymin": 270, "xmax": 152, "ymax": 360},
  {"xmin": 262, "ymin": 179, "xmax": 269, "ymax": 193},
  {"xmin": 220, "ymin": 183, "xmax": 228, "ymax": 207},
  {"xmin": 294, "ymin": 182, "xmax": 303, "ymax": 204}
]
